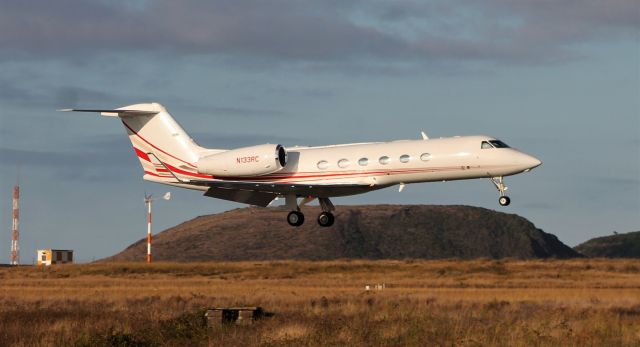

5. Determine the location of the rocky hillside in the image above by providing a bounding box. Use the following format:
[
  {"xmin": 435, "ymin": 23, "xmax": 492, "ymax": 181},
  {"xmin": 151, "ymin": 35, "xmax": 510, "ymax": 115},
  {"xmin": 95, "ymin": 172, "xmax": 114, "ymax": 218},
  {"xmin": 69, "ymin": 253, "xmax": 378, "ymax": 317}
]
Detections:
[
  {"xmin": 574, "ymin": 231, "xmax": 640, "ymax": 258},
  {"xmin": 105, "ymin": 205, "xmax": 581, "ymax": 261}
]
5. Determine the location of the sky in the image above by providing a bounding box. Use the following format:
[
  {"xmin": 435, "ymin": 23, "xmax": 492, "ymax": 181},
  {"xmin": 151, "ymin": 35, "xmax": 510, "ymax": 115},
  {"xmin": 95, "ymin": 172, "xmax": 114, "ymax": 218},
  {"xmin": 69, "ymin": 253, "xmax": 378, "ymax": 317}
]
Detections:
[{"xmin": 0, "ymin": 0, "xmax": 638, "ymax": 263}]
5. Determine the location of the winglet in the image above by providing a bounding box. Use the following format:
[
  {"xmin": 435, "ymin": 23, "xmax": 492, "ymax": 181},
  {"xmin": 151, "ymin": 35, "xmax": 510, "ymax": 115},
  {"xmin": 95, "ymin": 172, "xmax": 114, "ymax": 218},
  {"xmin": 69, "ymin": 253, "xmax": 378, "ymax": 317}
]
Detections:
[{"xmin": 420, "ymin": 131, "xmax": 429, "ymax": 140}]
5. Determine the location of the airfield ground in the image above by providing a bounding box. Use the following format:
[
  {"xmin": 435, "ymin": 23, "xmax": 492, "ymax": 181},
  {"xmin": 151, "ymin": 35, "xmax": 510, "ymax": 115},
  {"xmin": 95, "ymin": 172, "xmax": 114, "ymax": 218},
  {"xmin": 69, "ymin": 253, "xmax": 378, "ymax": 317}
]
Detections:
[{"xmin": 1, "ymin": 259, "xmax": 639, "ymax": 346}]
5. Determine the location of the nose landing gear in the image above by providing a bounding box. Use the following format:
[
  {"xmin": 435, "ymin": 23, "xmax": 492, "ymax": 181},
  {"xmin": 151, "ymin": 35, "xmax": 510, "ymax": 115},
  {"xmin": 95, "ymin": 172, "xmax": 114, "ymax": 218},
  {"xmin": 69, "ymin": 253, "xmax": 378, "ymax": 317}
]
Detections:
[
  {"xmin": 498, "ymin": 196, "xmax": 511, "ymax": 206},
  {"xmin": 491, "ymin": 176, "xmax": 511, "ymax": 206}
]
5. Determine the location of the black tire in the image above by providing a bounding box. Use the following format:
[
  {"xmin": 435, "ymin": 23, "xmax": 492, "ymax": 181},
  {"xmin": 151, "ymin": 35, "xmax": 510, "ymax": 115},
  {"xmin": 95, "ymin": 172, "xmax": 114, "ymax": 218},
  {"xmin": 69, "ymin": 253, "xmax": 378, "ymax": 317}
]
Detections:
[
  {"xmin": 287, "ymin": 211, "xmax": 305, "ymax": 226},
  {"xmin": 317, "ymin": 212, "xmax": 335, "ymax": 227},
  {"xmin": 499, "ymin": 196, "xmax": 511, "ymax": 206}
]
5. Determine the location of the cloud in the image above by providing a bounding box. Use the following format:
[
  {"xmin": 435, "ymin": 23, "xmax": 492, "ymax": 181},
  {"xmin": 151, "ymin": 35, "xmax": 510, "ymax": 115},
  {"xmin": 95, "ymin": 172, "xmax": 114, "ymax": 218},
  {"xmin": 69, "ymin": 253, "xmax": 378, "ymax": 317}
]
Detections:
[
  {"xmin": 181, "ymin": 105, "xmax": 287, "ymax": 118},
  {"xmin": 192, "ymin": 132, "xmax": 308, "ymax": 149},
  {"xmin": 0, "ymin": 82, "xmax": 120, "ymax": 108},
  {"xmin": 0, "ymin": 129, "xmax": 309, "ymax": 182},
  {"xmin": 0, "ymin": 138, "xmax": 136, "ymax": 182},
  {"xmin": 0, "ymin": 79, "xmax": 290, "ymax": 121},
  {"xmin": 0, "ymin": 0, "xmax": 636, "ymax": 67}
]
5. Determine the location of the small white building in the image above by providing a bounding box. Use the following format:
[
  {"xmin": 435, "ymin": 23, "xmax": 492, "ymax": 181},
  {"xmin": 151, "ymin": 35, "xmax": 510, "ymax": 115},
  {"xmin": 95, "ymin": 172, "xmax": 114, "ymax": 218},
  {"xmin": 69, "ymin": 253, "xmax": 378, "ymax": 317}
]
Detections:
[{"xmin": 37, "ymin": 249, "xmax": 73, "ymax": 266}]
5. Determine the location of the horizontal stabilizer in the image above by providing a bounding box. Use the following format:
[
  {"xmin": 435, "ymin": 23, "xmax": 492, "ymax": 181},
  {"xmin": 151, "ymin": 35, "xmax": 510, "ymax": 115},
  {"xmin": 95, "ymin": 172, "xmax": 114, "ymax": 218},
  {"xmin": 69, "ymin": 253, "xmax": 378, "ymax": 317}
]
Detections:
[{"xmin": 58, "ymin": 109, "xmax": 158, "ymax": 117}]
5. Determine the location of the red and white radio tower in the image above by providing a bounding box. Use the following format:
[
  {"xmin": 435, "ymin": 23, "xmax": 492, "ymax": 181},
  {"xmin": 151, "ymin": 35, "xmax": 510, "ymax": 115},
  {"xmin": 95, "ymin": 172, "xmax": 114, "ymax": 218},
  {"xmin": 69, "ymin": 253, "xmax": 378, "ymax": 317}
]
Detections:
[
  {"xmin": 144, "ymin": 192, "xmax": 170, "ymax": 263},
  {"xmin": 144, "ymin": 194, "xmax": 153, "ymax": 263},
  {"xmin": 10, "ymin": 185, "xmax": 20, "ymax": 265}
]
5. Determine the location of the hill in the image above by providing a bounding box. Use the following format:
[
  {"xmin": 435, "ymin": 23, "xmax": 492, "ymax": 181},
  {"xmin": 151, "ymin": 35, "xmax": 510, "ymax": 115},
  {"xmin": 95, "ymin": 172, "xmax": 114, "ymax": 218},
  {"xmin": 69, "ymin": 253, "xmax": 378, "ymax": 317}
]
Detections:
[
  {"xmin": 574, "ymin": 231, "xmax": 640, "ymax": 258},
  {"xmin": 105, "ymin": 205, "xmax": 580, "ymax": 261}
]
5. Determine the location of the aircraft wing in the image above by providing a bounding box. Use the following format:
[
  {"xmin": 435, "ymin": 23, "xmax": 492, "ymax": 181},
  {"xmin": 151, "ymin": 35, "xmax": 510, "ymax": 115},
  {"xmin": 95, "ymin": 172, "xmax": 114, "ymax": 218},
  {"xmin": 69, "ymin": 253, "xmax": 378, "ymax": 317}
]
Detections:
[
  {"xmin": 200, "ymin": 180, "xmax": 380, "ymax": 207},
  {"xmin": 203, "ymin": 185, "xmax": 278, "ymax": 207}
]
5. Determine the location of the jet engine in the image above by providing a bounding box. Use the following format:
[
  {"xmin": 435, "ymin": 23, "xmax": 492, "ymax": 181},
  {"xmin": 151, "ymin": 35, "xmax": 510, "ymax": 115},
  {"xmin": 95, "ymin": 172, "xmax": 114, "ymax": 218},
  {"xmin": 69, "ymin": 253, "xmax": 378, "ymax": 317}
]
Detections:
[{"xmin": 197, "ymin": 144, "xmax": 287, "ymax": 177}]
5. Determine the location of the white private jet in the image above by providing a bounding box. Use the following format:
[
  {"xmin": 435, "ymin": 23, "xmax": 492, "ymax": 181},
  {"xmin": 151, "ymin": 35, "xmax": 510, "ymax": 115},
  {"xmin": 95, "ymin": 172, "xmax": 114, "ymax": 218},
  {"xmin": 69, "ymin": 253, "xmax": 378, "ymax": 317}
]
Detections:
[{"xmin": 63, "ymin": 103, "xmax": 541, "ymax": 227}]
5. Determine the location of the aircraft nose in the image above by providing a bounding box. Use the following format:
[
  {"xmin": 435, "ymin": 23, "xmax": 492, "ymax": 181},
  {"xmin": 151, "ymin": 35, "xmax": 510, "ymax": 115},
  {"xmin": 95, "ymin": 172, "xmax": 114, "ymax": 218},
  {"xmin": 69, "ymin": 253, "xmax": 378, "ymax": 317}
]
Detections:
[
  {"xmin": 521, "ymin": 153, "xmax": 542, "ymax": 170},
  {"xmin": 532, "ymin": 157, "xmax": 542, "ymax": 168}
]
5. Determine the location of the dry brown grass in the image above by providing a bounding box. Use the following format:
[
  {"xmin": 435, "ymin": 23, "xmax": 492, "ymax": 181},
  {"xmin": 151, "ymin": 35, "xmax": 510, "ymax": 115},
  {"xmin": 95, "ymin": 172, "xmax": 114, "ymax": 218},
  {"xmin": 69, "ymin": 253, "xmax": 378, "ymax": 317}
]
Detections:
[{"xmin": 1, "ymin": 259, "xmax": 639, "ymax": 346}]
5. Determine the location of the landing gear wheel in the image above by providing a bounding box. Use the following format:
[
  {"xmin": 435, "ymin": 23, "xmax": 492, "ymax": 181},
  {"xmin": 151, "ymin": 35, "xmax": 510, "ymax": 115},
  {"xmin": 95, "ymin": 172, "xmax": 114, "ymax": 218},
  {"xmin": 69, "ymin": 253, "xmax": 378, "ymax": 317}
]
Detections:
[
  {"xmin": 317, "ymin": 212, "xmax": 335, "ymax": 227},
  {"xmin": 491, "ymin": 177, "xmax": 511, "ymax": 207},
  {"xmin": 287, "ymin": 211, "xmax": 305, "ymax": 227}
]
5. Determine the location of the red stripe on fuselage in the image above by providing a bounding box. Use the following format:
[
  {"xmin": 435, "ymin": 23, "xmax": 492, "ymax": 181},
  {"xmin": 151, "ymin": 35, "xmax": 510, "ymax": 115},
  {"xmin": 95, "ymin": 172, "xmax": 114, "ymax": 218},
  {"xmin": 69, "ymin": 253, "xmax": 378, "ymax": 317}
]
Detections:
[
  {"xmin": 131, "ymin": 144, "xmax": 213, "ymax": 179},
  {"xmin": 123, "ymin": 120, "xmax": 477, "ymax": 184},
  {"xmin": 195, "ymin": 166, "xmax": 464, "ymax": 184},
  {"xmin": 222, "ymin": 166, "xmax": 460, "ymax": 181},
  {"xmin": 123, "ymin": 120, "xmax": 472, "ymax": 184},
  {"xmin": 163, "ymin": 162, "xmax": 214, "ymax": 179},
  {"xmin": 144, "ymin": 170, "xmax": 173, "ymax": 178}
]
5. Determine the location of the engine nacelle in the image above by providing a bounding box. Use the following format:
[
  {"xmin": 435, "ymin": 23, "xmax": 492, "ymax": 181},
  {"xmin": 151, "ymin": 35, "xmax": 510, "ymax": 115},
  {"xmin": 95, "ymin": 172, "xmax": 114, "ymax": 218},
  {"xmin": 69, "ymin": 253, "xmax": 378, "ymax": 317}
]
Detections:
[{"xmin": 197, "ymin": 144, "xmax": 287, "ymax": 177}]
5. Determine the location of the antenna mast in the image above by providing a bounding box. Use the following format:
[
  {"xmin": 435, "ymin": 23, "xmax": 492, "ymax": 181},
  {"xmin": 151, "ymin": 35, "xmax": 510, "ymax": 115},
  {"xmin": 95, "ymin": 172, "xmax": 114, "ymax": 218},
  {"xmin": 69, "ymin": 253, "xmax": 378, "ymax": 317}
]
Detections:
[
  {"xmin": 145, "ymin": 194, "xmax": 153, "ymax": 264},
  {"xmin": 10, "ymin": 184, "xmax": 20, "ymax": 265},
  {"xmin": 144, "ymin": 192, "xmax": 170, "ymax": 264}
]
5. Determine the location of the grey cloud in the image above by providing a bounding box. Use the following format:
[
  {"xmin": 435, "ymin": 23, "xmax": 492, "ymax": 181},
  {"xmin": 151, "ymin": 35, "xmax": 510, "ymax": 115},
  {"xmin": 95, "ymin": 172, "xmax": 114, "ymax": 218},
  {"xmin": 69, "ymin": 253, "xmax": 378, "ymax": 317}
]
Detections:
[
  {"xmin": 0, "ymin": 130, "xmax": 309, "ymax": 180},
  {"xmin": 0, "ymin": 1, "xmax": 403, "ymax": 62},
  {"xmin": 181, "ymin": 105, "xmax": 287, "ymax": 118},
  {"xmin": 0, "ymin": 0, "xmax": 636, "ymax": 67},
  {"xmin": 0, "ymin": 79, "xmax": 289, "ymax": 119},
  {"xmin": 518, "ymin": 202, "xmax": 554, "ymax": 210},
  {"xmin": 266, "ymin": 86, "xmax": 337, "ymax": 99},
  {"xmin": 0, "ymin": 141, "xmax": 136, "ymax": 182},
  {"xmin": 188, "ymin": 133, "xmax": 309, "ymax": 149},
  {"xmin": 72, "ymin": 131, "xmax": 307, "ymax": 151},
  {"xmin": 0, "ymin": 82, "xmax": 120, "ymax": 108},
  {"xmin": 596, "ymin": 176, "xmax": 640, "ymax": 188},
  {"xmin": 54, "ymin": 87, "xmax": 120, "ymax": 109},
  {"xmin": 0, "ymin": 84, "xmax": 30, "ymax": 101}
]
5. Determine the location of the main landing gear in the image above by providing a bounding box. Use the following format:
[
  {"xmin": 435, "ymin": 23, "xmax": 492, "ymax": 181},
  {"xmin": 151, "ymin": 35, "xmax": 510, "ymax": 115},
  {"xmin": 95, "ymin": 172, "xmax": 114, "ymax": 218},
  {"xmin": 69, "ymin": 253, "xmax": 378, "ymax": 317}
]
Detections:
[
  {"xmin": 287, "ymin": 211, "xmax": 305, "ymax": 226},
  {"xmin": 317, "ymin": 211, "xmax": 335, "ymax": 227},
  {"xmin": 285, "ymin": 196, "xmax": 335, "ymax": 227},
  {"xmin": 491, "ymin": 176, "xmax": 511, "ymax": 206}
]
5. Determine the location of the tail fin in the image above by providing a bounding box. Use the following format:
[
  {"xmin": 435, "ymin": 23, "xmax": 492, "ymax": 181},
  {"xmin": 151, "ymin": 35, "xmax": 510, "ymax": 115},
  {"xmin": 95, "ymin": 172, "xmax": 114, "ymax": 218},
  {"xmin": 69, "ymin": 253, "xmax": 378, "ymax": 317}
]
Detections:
[{"xmin": 62, "ymin": 103, "xmax": 213, "ymax": 182}]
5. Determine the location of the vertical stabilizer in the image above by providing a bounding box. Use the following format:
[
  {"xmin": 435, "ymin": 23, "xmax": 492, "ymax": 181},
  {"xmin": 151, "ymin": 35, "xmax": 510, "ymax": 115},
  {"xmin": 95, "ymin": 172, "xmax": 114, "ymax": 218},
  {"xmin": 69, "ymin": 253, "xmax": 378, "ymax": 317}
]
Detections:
[
  {"xmin": 115, "ymin": 103, "xmax": 211, "ymax": 182},
  {"xmin": 61, "ymin": 103, "xmax": 214, "ymax": 182}
]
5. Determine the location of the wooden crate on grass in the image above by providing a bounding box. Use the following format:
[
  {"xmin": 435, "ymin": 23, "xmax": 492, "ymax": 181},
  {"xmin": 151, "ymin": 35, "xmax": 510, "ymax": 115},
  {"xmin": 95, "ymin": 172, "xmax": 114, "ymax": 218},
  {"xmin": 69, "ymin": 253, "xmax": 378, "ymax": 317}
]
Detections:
[{"xmin": 205, "ymin": 307, "xmax": 271, "ymax": 326}]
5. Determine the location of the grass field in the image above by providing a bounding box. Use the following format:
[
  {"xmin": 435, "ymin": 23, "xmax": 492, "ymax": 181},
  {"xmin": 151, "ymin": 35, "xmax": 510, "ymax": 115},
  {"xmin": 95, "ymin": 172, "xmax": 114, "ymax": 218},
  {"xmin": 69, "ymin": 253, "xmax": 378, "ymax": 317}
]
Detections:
[{"xmin": 1, "ymin": 259, "xmax": 639, "ymax": 346}]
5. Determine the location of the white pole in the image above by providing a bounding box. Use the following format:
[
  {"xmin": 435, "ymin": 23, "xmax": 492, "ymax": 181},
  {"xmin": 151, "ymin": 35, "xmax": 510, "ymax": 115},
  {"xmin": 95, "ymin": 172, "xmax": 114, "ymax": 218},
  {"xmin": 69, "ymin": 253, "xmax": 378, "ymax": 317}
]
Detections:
[
  {"xmin": 146, "ymin": 198, "xmax": 152, "ymax": 264},
  {"xmin": 11, "ymin": 185, "xmax": 19, "ymax": 265}
]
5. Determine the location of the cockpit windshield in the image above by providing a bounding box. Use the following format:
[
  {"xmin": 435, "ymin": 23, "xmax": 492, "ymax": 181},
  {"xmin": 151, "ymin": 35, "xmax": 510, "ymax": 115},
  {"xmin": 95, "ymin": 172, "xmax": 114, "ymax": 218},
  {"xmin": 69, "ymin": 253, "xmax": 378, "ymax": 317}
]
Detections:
[
  {"xmin": 489, "ymin": 140, "xmax": 509, "ymax": 148},
  {"xmin": 481, "ymin": 140, "xmax": 510, "ymax": 149}
]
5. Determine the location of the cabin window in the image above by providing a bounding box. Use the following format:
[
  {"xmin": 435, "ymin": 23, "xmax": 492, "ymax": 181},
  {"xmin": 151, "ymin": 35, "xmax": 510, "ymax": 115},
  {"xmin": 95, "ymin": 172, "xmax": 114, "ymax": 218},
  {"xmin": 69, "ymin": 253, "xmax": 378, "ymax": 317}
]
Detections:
[
  {"xmin": 317, "ymin": 160, "xmax": 329, "ymax": 170},
  {"xmin": 338, "ymin": 159, "xmax": 350, "ymax": 168},
  {"xmin": 420, "ymin": 153, "xmax": 431, "ymax": 161},
  {"xmin": 399, "ymin": 154, "xmax": 411, "ymax": 163},
  {"xmin": 358, "ymin": 158, "xmax": 368, "ymax": 166},
  {"xmin": 379, "ymin": 156, "xmax": 390, "ymax": 165},
  {"xmin": 481, "ymin": 141, "xmax": 494, "ymax": 149}
]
